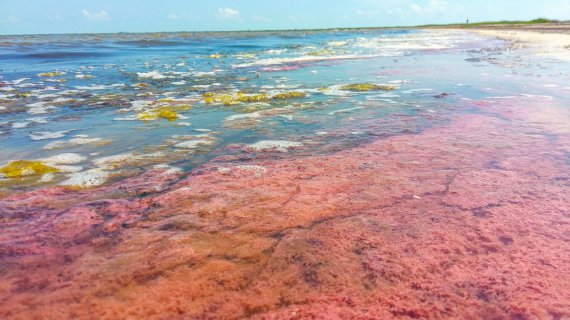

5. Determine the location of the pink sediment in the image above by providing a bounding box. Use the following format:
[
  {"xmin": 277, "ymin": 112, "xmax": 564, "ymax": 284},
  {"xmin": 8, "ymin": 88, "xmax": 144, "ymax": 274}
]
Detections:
[{"xmin": 0, "ymin": 98, "xmax": 568, "ymax": 319}]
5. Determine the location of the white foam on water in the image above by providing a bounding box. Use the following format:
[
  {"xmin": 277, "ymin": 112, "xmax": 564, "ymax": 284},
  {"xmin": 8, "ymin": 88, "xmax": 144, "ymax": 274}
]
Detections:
[
  {"xmin": 329, "ymin": 107, "xmax": 363, "ymax": 115},
  {"xmin": 30, "ymin": 130, "xmax": 75, "ymax": 141},
  {"xmin": 402, "ymin": 88, "xmax": 434, "ymax": 93},
  {"xmin": 225, "ymin": 112, "xmax": 262, "ymax": 121},
  {"xmin": 247, "ymin": 140, "xmax": 303, "ymax": 152},
  {"xmin": 60, "ymin": 169, "xmax": 109, "ymax": 187},
  {"xmin": 52, "ymin": 165, "xmax": 84, "ymax": 173},
  {"xmin": 521, "ymin": 94, "xmax": 554, "ymax": 100},
  {"xmin": 27, "ymin": 101, "xmax": 57, "ymax": 114},
  {"xmin": 26, "ymin": 117, "xmax": 48, "ymax": 124},
  {"xmin": 137, "ymin": 71, "xmax": 167, "ymax": 79},
  {"xmin": 12, "ymin": 122, "xmax": 30, "ymax": 129},
  {"xmin": 233, "ymin": 54, "xmax": 381, "ymax": 68},
  {"xmin": 43, "ymin": 136, "xmax": 107, "ymax": 150},
  {"xmin": 92, "ymin": 153, "xmax": 133, "ymax": 167},
  {"xmin": 39, "ymin": 173, "xmax": 55, "ymax": 183},
  {"xmin": 41, "ymin": 153, "xmax": 87, "ymax": 165},
  {"xmin": 174, "ymin": 140, "xmax": 214, "ymax": 149}
]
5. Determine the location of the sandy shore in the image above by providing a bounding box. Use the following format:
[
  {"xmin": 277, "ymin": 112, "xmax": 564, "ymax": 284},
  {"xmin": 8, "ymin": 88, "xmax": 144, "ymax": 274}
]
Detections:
[{"xmin": 447, "ymin": 24, "xmax": 570, "ymax": 61}]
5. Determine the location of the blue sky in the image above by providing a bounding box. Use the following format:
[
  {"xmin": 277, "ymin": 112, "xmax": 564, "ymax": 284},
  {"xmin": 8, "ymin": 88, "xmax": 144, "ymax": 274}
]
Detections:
[{"xmin": 1, "ymin": 0, "xmax": 569, "ymax": 35}]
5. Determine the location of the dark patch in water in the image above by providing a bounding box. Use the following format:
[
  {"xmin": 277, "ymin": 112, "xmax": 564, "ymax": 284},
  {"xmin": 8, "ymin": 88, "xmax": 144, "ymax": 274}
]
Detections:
[
  {"xmin": 499, "ymin": 236, "xmax": 514, "ymax": 245},
  {"xmin": 116, "ymin": 40, "xmax": 189, "ymax": 47},
  {"xmin": 0, "ymin": 51, "xmax": 111, "ymax": 60},
  {"xmin": 472, "ymin": 208, "xmax": 491, "ymax": 218},
  {"xmin": 221, "ymin": 43, "xmax": 267, "ymax": 49}
]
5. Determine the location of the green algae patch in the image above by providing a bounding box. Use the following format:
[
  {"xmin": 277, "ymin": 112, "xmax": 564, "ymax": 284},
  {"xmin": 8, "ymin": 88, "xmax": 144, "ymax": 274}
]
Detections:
[
  {"xmin": 0, "ymin": 160, "xmax": 59, "ymax": 178},
  {"xmin": 340, "ymin": 83, "xmax": 397, "ymax": 92},
  {"xmin": 37, "ymin": 72, "xmax": 64, "ymax": 77},
  {"xmin": 272, "ymin": 91, "xmax": 307, "ymax": 99}
]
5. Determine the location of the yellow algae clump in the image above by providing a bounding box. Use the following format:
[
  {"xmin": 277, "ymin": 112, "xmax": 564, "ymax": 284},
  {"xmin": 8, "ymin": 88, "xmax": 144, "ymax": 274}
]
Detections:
[
  {"xmin": 203, "ymin": 92, "xmax": 271, "ymax": 106},
  {"xmin": 237, "ymin": 93, "xmax": 269, "ymax": 103},
  {"xmin": 137, "ymin": 112, "xmax": 158, "ymax": 121},
  {"xmin": 38, "ymin": 71, "xmax": 64, "ymax": 77},
  {"xmin": 0, "ymin": 160, "xmax": 58, "ymax": 178},
  {"xmin": 137, "ymin": 105, "xmax": 189, "ymax": 122},
  {"xmin": 272, "ymin": 91, "xmax": 307, "ymax": 99},
  {"xmin": 340, "ymin": 83, "xmax": 397, "ymax": 92},
  {"xmin": 307, "ymin": 50, "xmax": 333, "ymax": 56},
  {"xmin": 203, "ymin": 92, "xmax": 241, "ymax": 106},
  {"xmin": 155, "ymin": 107, "xmax": 178, "ymax": 121}
]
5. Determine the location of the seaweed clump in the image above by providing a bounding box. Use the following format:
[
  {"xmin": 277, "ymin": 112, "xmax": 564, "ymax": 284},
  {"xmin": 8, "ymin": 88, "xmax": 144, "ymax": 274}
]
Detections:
[
  {"xmin": 307, "ymin": 50, "xmax": 333, "ymax": 56},
  {"xmin": 0, "ymin": 160, "xmax": 59, "ymax": 178},
  {"xmin": 203, "ymin": 92, "xmax": 269, "ymax": 106},
  {"xmin": 237, "ymin": 94, "xmax": 269, "ymax": 103},
  {"xmin": 203, "ymin": 92, "xmax": 241, "ymax": 106},
  {"xmin": 37, "ymin": 72, "xmax": 64, "ymax": 77},
  {"xmin": 340, "ymin": 83, "xmax": 397, "ymax": 92},
  {"xmin": 137, "ymin": 105, "xmax": 190, "ymax": 122},
  {"xmin": 272, "ymin": 91, "xmax": 307, "ymax": 99}
]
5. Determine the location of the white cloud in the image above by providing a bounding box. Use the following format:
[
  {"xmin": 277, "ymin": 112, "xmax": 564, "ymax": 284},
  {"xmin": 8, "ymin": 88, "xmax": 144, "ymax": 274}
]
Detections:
[
  {"xmin": 7, "ymin": 16, "xmax": 20, "ymax": 23},
  {"xmin": 410, "ymin": 4, "xmax": 423, "ymax": 13},
  {"xmin": 168, "ymin": 13, "xmax": 180, "ymax": 20},
  {"xmin": 216, "ymin": 8, "xmax": 240, "ymax": 21},
  {"xmin": 82, "ymin": 10, "xmax": 109, "ymax": 21},
  {"xmin": 409, "ymin": 0, "xmax": 448, "ymax": 15}
]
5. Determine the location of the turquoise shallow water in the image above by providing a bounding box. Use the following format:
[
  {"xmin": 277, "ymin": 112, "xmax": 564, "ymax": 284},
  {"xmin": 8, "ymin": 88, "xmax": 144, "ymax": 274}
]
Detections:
[{"xmin": 1, "ymin": 29, "xmax": 569, "ymax": 190}]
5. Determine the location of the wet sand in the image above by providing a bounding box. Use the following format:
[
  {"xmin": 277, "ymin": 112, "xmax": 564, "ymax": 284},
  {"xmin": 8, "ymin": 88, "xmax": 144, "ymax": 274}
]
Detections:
[
  {"xmin": 1, "ymin": 29, "xmax": 570, "ymax": 319},
  {"xmin": 444, "ymin": 23, "xmax": 570, "ymax": 61}
]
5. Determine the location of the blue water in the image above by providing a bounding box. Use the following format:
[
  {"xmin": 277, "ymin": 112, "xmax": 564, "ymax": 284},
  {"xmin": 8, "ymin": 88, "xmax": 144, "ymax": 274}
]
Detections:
[{"xmin": 1, "ymin": 29, "xmax": 568, "ymax": 189}]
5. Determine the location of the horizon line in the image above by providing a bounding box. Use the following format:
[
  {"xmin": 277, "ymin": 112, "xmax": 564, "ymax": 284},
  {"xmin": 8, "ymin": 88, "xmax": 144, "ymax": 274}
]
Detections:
[{"xmin": 1, "ymin": 18, "xmax": 566, "ymax": 37}]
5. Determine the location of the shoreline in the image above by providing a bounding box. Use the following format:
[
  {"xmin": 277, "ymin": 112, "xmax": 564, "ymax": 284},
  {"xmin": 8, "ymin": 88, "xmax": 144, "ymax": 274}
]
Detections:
[{"xmin": 444, "ymin": 25, "xmax": 570, "ymax": 61}]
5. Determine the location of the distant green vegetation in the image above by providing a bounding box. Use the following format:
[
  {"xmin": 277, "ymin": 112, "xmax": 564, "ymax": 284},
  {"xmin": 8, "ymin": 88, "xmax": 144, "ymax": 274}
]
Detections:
[
  {"xmin": 421, "ymin": 18, "xmax": 561, "ymax": 28},
  {"xmin": 463, "ymin": 18, "xmax": 557, "ymax": 26}
]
